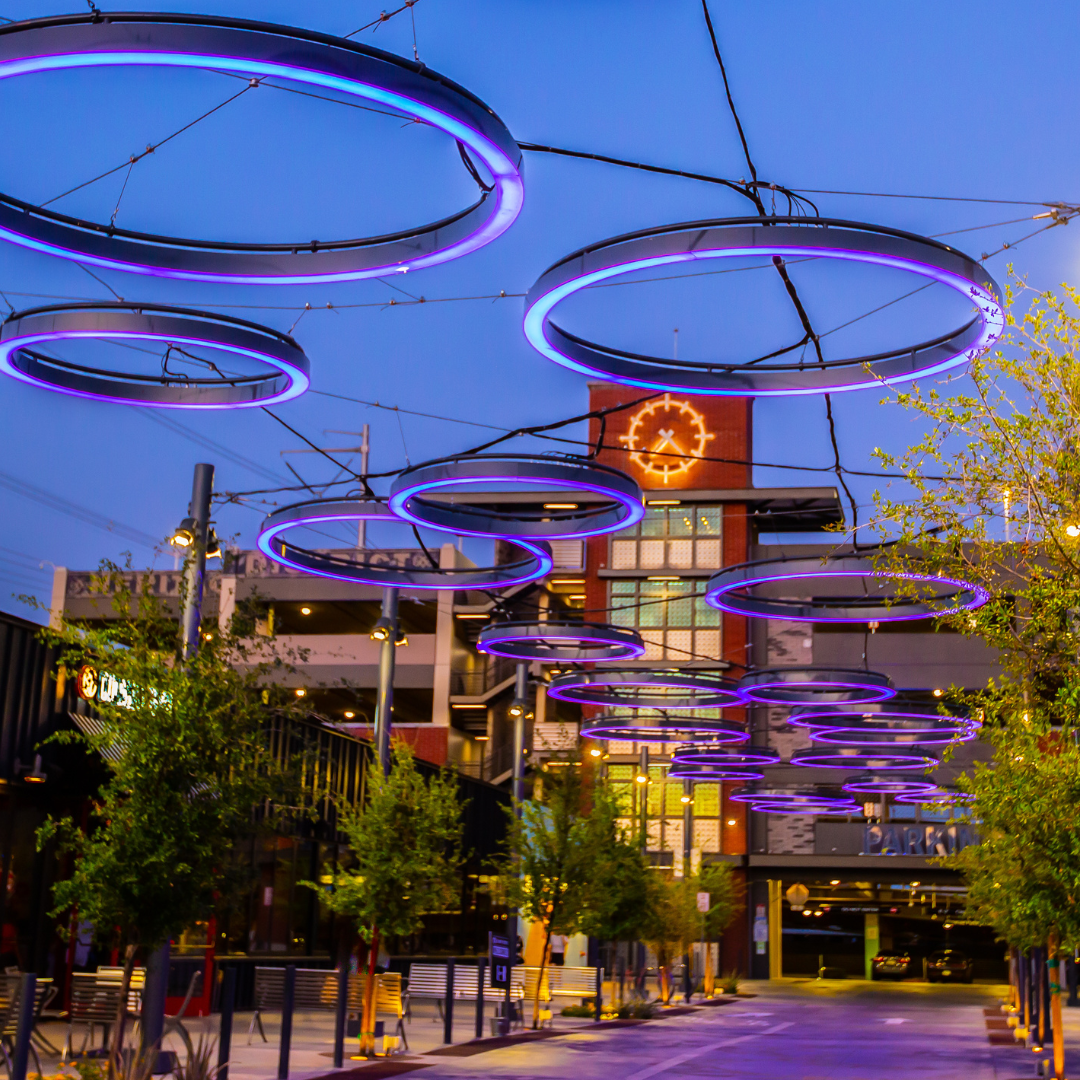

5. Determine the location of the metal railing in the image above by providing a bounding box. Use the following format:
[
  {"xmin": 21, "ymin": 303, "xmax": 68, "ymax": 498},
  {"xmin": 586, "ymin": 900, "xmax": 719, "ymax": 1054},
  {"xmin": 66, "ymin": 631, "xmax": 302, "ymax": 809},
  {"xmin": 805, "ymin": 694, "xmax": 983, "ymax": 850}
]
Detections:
[{"xmin": 450, "ymin": 655, "xmax": 518, "ymax": 697}]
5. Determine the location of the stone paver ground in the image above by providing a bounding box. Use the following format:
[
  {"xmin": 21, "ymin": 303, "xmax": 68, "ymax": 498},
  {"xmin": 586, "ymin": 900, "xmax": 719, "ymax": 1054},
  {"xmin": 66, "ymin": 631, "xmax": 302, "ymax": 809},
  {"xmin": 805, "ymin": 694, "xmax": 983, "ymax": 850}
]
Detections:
[{"xmin": 33, "ymin": 978, "xmax": 1073, "ymax": 1080}]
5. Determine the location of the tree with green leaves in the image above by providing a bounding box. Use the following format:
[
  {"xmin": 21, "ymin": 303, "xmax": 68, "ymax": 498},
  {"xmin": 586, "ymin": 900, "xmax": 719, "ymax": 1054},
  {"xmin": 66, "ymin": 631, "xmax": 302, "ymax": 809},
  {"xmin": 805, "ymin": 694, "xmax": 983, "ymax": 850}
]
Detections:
[
  {"xmin": 495, "ymin": 762, "xmax": 625, "ymax": 1028},
  {"xmin": 872, "ymin": 280, "xmax": 1080, "ymax": 1080},
  {"xmin": 309, "ymin": 740, "xmax": 463, "ymax": 1053},
  {"xmin": 37, "ymin": 561, "xmax": 301, "ymax": 1074}
]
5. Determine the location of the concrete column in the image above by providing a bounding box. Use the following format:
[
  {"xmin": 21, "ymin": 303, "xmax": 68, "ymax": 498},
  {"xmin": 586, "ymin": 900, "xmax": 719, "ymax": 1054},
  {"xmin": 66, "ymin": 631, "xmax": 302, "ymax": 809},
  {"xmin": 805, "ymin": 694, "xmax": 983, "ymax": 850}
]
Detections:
[
  {"xmin": 864, "ymin": 912, "xmax": 880, "ymax": 980},
  {"xmin": 767, "ymin": 879, "xmax": 783, "ymax": 980},
  {"xmin": 217, "ymin": 574, "xmax": 237, "ymax": 634},
  {"xmin": 48, "ymin": 567, "xmax": 67, "ymax": 630}
]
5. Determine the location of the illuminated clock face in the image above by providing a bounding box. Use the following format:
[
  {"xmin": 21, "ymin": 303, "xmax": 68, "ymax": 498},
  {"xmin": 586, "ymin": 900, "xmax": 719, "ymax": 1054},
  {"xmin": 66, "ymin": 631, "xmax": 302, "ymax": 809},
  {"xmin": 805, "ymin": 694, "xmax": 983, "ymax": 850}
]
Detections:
[{"xmin": 617, "ymin": 394, "xmax": 716, "ymax": 484}]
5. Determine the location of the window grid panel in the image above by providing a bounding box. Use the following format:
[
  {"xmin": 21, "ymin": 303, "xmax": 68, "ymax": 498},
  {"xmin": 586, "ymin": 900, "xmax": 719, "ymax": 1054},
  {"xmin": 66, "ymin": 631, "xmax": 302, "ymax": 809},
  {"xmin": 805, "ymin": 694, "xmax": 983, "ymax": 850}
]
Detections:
[{"xmin": 609, "ymin": 505, "xmax": 724, "ymax": 572}]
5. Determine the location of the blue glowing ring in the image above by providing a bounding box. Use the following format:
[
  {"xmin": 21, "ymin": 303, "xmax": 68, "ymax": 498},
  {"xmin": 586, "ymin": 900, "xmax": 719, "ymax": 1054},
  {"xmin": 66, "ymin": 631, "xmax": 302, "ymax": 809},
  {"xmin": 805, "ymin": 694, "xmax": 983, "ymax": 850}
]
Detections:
[
  {"xmin": 477, "ymin": 620, "xmax": 645, "ymax": 662},
  {"xmin": 0, "ymin": 302, "xmax": 309, "ymax": 408},
  {"xmin": 808, "ymin": 726, "xmax": 975, "ymax": 747},
  {"xmin": 389, "ymin": 454, "xmax": 643, "ymax": 540},
  {"xmin": 738, "ymin": 666, "xmax": 894, "ymax": 705},
  {"xmin": 706, "ymin": 555, "xmax": 989, "ymax": 623},
  {"xmin": 578, "ymin": 714, "xmax": 748, "ymax": 743},
  {"xmin": 843, "ymin": 775, "xmax": 940, "ymax": 796},
  {"xmin": 547, "ymin": 669, "xmax": 744, "ymax": 709},
  {"xmin": 524, "ymin": 217, "xmax": 1002, "ymax": 396},
  {"xmin": 789, "ymin": 746, "xmax": 940, "ymax": 771},
  {"xmin": 788, "ymin": 702, "xmax": 976, "ymax": 736},
  {"xmin": 667, "ymin": 765, "xmax": 764, "ymax": 782},
  {"xmin": 0, "ymin": 14, "xmax": 523, "ymax": 283},
  {"xmin": 670, "ymin": 743, "xmax": 780, "ymax": 767},
  {"xmin": 258, "ymin": 498, "xmax": 552, "ymax": 590}
]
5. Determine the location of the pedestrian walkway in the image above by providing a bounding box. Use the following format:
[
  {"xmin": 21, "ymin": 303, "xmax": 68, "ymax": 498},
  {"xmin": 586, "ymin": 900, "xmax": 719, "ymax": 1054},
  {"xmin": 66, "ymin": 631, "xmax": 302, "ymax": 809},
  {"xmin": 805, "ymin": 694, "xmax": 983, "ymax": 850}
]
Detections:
[{"xmin": 37, "ymin": 979, "xmax": 1060, "ymax": 1080}]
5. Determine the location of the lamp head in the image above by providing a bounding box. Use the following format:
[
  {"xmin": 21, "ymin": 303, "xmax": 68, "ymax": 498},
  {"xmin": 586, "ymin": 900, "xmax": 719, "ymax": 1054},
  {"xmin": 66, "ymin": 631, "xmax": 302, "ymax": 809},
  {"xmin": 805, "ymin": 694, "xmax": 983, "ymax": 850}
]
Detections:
[
  {"xmin": 370, "ymin": 617, "xmax": 393, "ymax": 642},
  {"xmin": 170, "ymin": 517, "xmax": 197, "ymax": 548}
]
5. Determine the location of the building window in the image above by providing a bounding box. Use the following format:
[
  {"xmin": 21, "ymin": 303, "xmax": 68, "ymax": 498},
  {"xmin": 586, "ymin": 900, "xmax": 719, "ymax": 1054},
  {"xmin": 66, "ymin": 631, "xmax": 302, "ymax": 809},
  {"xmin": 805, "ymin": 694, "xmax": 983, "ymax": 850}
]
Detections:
[
  {"xmin": 610, "ymin": 579, "xmax": 720, "ymax": 661},
  {"xmin": 610, "ymin": 505, "xmax": 722, "ymax": 572}
]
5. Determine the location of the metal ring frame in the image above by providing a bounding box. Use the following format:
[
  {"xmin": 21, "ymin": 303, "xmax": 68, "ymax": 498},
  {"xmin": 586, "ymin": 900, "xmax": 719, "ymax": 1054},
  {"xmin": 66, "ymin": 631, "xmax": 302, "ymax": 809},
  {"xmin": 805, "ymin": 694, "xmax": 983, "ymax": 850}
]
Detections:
[
  {"xmin": 258, "ymin": 498, "xmax": 552, "ymax": 589},
  {"xmin": 706, "ymin": 555, "xmax": 989, "ymax": 623},
  {"xmin": 893, "ymin": 789, "xmax": 974, "ymax": 805},
  {"xmin": 476, "ymin": 620, "xmax": 644, "ymax": 662},
  {"xmin": 578, "ymin": 715, "xmax": 749, "ymax": 743},
  {"xmin": 523, "ymin": 216, "xmax": 1003, "ymax": 396},
  {"xmin": 728, "ymin": 787, "xmax": 854, "ymax": 806},
  {"xmin": 670, "ymin": 744, "xmax": 780, "ymax": 767},
  {"xmin": 749, "ymin": 802, "xmax": 860, "ymax": 815},
  {"xmin": 738, "ymin": 666, "xmax": 894, "ymax": 705},
  {"xmin": 667, "ymin": 765, "xmax": 764, "ymax": 782},
  {"xmin": 389, "ymin": 455, "xmax": 644, "ymax": 540},
  {"xmin": 0, "ymin": 14, "xmax": 523, "ymax": 283},
  {"xmin": 808, "ymin": 726, "xmax": 974, "ymax": 747},
  {"xmin": 789, "ymin": 746, "xmax": 940, "ymax": 771},
  {"xmin": 787, "ymin": 703, "xmax": 976, "ymax": 735},
  {"xmin": 843, "ymin": 775, "xmax": 940, "ymax": 796},
  {"xmin": 547, "ymin": 669, "xmax": 744, "ymax": 709},
  {"xmin": 0, "ymin": 302, "xmax": 310, "ymax": 407}
]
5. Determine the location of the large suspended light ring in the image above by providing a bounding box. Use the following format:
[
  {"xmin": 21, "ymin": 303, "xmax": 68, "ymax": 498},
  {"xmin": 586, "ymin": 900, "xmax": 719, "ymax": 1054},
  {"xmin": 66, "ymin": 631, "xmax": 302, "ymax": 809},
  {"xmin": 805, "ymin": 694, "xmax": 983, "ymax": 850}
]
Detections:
[
  {"xmin": 578, "ymin": 714, "xmax": 748, "ymax": 743},
  {"xmin": 389, "ymin": 454, "xmax": 644, "ymax": 539},
  {"xmin": 258, "ymin": 498, "xmax": 552, "ymax": 590},
  {"xmin": 547, "ymin": 669, "xmax": 744, "ymax": 709},
  {"xmin": 523, "ymin": 216, "xmax": 1002, "ymax": 396},
  {"xmin": 670, "ymin": 744, "xmax": 780, "ymax": 767},
  {"xmin": 893, "ymin": 789, "xmax": 975, "ymax": 805},
  {"xmin": 790, "ymin": 746, "xmax": 940, "ymax": 771},
  {"xmin": 843, "ymin": 774, "xmax": 941, "ymax": 797},
  {"xmin": 0, "ymin": 14, "xmax": 523, "ymax": 284},
  {"xmin": 749, "ymin": 802, "xmax": 860, "ymax": 815},
  {"xmin": 728, "ymin": 787, "xmax": 854, "ymax": 807},
  {"xmin": 808, "ymin": 726, "xmax": 975, "ymax": 747},
  {"xmin": 0, "ymin": 302, "xmax": 309, "ymax": 407},
  {"xmin": 667, "ymin": 764, "xmax": 764, "ymax": 782},
  {"xmin": 788, "ymin": 702, "xmax": 977, "ymax": 736},
  {"xmin": 477, "ymin": 620, "xmax": 645, "ymax": 662},
  {"xmin": 706, "ymin": 555, "xmax": 989, "ymax": 623},
  {"xmin": 738, "ymin": 666, "xmax": 894, "ymax": 705}
]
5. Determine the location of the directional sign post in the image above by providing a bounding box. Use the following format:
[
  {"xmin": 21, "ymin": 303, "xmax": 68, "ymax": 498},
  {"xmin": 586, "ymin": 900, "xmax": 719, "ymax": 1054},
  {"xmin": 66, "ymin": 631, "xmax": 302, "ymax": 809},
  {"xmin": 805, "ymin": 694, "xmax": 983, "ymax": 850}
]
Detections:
[{"xmin": 490, "ymin": 932, "xmax": 512, "ymax": 1034}]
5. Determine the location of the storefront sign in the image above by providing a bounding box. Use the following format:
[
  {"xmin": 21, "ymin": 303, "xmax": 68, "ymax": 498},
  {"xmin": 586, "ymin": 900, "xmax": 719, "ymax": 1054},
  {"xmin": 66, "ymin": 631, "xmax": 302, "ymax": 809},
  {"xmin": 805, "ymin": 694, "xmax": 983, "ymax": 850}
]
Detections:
[
  {"xmin": 76, "ymin": 666, "xmax": 136, "ymax": 708},
  {"xmin": 864, "ymin": 823, "xmax": 980, "ymax": 856}
]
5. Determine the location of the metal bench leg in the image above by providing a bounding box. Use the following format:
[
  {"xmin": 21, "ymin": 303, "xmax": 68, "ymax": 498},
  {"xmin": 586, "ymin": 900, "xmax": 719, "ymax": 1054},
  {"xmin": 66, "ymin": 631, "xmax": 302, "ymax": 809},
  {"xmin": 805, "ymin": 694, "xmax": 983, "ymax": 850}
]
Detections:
[
  {"xmin": 396, "ymin": 1017, "xmax": 408, "ymax": 1052},
  {"xmin": 435, "ymin": 999, "xmax": 443, "ymax": 1023},
  {"xmin": 247, "ymin": 1008, "xmax": 267, "ymax": 1045}
]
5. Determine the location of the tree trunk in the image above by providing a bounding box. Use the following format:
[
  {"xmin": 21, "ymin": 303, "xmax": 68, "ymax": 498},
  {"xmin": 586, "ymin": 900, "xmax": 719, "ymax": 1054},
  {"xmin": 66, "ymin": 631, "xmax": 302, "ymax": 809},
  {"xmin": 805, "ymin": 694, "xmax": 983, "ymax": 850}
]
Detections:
[
  {"xmin": 1048, "ymin": 930, "xmax": 1065, "ymax": 1080},
  {"xmin": 360, "ymin": 926, "xmax": 379, "ymax": 1057},
  {"xmin": 532, "ymin": 922, "xmax": 554, "ymax": 1030},
  {"xmin": 108, "ymin": 943, "xmax": 137, "ymax": 1080}
]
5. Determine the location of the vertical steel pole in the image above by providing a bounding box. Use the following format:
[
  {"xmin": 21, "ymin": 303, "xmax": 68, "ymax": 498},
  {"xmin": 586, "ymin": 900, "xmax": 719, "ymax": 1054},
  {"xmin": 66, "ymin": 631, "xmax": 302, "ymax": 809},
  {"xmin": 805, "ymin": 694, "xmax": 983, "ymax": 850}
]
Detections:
[
  {"xmin": 217, "ymin": 966, "xmax": 235, "ymax": 1080},
  {"xmin": 638, "ymin": 746, "xmax": 650, "ymax": 852},
  {"xmin": 10, "ymin": 973, "xmax": 35, "ymax": 1080},
  {"xmin": 374, "ymin": 588, "xmax": 399, "ymax": 774},
  {"xmin": 278, "ymin": 965, "xmax": 296, "ymax": 1080},
  {"xmin": 141, "ymin": 940, "xmax": 170, "ymax": 1067},
  {"xmin": 683, "ymin": 779, "xmax": 693, "ymax": 1003},
  {"xmin": 475, "ymin": 958, "xmax": 486, "ymax": 1038},
  {"xmin": 443, "ymin": 958, "xmax": 455, "ymax": 1044},
  {"xmin": 181, "ymin": 463, "xmax": 214, "ymax": 660},
  {"xmin": 356, "ymin": 424, "xmax": 370, "ymax": 548},
  {"xmin": 333, "ymin": 961, "xmax": 348, "ymax": 1067},
  {"xmin": 512, "ymin": 664, "xmax": 528, "ymax": 805}
]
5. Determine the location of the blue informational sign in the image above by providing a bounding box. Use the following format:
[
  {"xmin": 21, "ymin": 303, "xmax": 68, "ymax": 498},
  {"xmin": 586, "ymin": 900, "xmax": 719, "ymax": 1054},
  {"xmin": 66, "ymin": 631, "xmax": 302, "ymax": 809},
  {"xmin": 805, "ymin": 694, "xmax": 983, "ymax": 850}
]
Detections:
[{"xmin": 490, "ymin": 932, "xmax": 511, "ymax": 988}]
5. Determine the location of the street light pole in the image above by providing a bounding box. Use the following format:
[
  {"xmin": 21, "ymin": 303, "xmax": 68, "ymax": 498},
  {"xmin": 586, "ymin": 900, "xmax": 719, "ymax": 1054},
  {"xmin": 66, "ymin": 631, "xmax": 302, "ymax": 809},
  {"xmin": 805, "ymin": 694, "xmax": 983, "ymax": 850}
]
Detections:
[
  {"xmin": 373, "ymin": 587, "xmax": 399, "ymax": 774},
  {"xmin": 512, "ymin": 663, "xmax": 528, "ymax": 807},
  {"xmin": 144, "ymin": 462, "xmax": 214, "ymax": 1067}
]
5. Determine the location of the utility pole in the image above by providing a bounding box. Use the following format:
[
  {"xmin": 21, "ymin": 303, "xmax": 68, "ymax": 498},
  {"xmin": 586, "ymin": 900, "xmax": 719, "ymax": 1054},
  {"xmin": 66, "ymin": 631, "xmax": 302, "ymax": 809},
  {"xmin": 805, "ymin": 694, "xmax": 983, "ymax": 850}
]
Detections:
[
  {"xmin": 144, "ymin": 463, "xmax": 214, "ymax": 1069},
  {"xmin": 357, "ymin": 424, "xmax": 370, "ymax": 548},
  {"xmin": 373, "ymin": 588, "xmax": 399, "ymax": 774}
]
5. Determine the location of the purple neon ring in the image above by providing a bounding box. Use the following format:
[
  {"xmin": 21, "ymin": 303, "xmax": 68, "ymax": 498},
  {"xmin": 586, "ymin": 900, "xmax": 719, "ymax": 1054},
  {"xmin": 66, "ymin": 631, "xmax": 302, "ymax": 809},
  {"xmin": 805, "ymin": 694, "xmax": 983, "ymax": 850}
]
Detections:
[
  {"xmin": 667, "ymin": 765, "xmax": 764, "ymax": 782},
  {"xmin": 843, "ymin": 775, "xmax": 940, "ymax": 796},
  {"xmin": 789, "ymin": 746, "xmax": 940, "ymax": 771},
  {"xmin": 788, "ymin": 703, "xmax": 976, "ymax": 735},
  {"xmin": 808, "ymin": 726, "xmax": 976, "ymax": 747},
  {"xmin": 893, "ymin": 790, "xmax": 974, "ymax": 805},
  {"xmin": 578, "ymin": 715, "xmax": 749, "ymax": 743},
  {"xmin": 749, "ymin": 802, "xmax": 859, "ymax": 815},
  {"xmin": 738, "ymin": 666, "xmax": 895, "ymax": 705},
  {"xmin": 0, "ymin": 15, "xmax": 523, "ymax": 284},
  {"xmin": 670, "ymin": 743, "xmax": 780, "ymax": 767},
  {"xmin": 523, "ymin": 217, "xmax": 1002, "ymax": 397},
  {"xmin": 547, "ymin": 669, "xmax": 744, "ymax": 709},
  {"xmin": 477, "ymin": 620, "xmax": 645, "ymax": 662},
  {"xmin": 389, "ymin": 454, "xmax": 644, "ymax": 540},
  {"xmin": 0, "ymin": 302, "xmax": 309, "ymax": 408},
  {"xmin": 727, "ymin": 788, "xmax": 854, "ymax": 806},
  {"xmin": 258, "ymin": 498, "xmax": 552, "ymax": 590}
]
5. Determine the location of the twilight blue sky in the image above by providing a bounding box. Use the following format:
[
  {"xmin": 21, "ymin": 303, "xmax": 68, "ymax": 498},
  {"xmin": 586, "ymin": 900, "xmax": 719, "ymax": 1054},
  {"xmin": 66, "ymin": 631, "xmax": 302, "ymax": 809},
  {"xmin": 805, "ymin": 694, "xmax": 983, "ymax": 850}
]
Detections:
[{"xmin": 0, "ymin": 0, "xmax": 1078, "ymax": 613}]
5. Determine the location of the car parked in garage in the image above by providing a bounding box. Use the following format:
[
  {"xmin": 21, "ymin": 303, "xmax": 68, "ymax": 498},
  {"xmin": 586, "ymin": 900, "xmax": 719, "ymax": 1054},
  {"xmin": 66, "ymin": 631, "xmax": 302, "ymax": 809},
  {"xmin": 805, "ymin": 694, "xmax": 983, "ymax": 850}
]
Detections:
[
  {"xmin": 871, "ymin": 950, "xmax": 914, "ymax": 980},
  {"xmin": 926, "ymin": 949, "xmax": 974, "ymax": 983}
]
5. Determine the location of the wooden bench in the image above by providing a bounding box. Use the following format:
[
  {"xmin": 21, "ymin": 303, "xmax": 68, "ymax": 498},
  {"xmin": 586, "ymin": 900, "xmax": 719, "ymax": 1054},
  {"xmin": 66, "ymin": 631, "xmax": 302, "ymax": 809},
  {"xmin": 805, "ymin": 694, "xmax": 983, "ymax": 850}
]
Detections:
[
  {"xmin": 405, "ymin": 963, "xmax": 526, "ymax": 1021},
  {"xmin": 64, "ymin": 974, "xmax": 127, "ymax": 1062},
  {"xmin": 248, "ymin": 967, "xmax": 405, "ymax": 1051},
  {"xmin": 547, "ymin": 965, "xmax": 602, "ymax": 1000}
]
